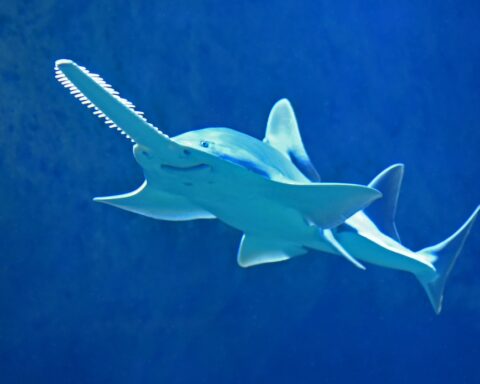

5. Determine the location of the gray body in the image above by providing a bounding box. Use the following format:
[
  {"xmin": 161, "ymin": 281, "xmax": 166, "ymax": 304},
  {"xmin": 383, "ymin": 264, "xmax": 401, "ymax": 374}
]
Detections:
[{"xmin": 55, "ymin": 59, "xmax": 478, "ymax": 313}]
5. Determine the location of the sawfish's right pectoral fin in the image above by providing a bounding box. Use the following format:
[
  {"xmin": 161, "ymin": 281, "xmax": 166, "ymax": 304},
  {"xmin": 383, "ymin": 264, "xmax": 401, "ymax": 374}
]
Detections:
[
  {"xmin": 237, "ymin": 234, "xmax": 307, "ymax": 267},
  {"xmin": 93, "ymin": 180, "xmax": 215, "ymax": 221}
]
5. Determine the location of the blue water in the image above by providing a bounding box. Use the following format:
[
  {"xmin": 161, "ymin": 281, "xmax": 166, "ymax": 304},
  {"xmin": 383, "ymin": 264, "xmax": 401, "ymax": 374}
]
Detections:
[{"xmin": 1, "ymin": 1, "xmax": 479, "ymax": 383}]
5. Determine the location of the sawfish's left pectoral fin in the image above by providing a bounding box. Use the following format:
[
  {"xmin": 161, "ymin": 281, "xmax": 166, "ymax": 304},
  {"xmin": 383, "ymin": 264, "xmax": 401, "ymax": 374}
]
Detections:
[
  {"xmin": 271, "ymin": 182, "xmax": 382, "ymax": 229},
  {"xmin": 93, "ymin": 180, "xmax": 215, "ymax": 221},
  {"xmin": 237, "ymin": 234, "xmax": 307, "ymax": 267}
]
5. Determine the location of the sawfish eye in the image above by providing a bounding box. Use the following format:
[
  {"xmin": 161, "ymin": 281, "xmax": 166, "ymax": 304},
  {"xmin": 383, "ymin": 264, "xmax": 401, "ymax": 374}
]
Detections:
[
  {"xmin": 200, "ymin": 140, "xmax": 210, "ymax": 148},
  {"xmin": 141, "ymin": 150, "xmax": 152, "ymax": 159}
]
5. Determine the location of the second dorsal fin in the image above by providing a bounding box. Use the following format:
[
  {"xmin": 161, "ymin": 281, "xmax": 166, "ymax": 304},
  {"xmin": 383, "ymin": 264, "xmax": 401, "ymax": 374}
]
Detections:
[
  {"xmin": 365, "ymin": 164, "xmax": 404, "ymax": 242},
  {"xmin": 263, "ymin": 99, "xmax": 321, "ymax": 182}
]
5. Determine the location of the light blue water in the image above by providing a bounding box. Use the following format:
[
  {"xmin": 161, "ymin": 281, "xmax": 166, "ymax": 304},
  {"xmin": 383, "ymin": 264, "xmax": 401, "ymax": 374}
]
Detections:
[{"xmin": 1, "ymin": 1, "xmax": 479, "ymax": 383}]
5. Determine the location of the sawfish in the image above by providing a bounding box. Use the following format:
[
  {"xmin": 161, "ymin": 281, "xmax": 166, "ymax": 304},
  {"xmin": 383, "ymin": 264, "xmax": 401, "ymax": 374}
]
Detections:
[{"xmin": 55, "ymin": 59, "xmax": 478, "ymax": 314}]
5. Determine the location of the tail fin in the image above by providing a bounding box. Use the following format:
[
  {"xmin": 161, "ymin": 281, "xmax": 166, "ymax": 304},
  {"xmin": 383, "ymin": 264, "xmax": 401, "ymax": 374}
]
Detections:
[{"xmin": 416, "ymin": 206, "xmax": 479, "ymax": 314}]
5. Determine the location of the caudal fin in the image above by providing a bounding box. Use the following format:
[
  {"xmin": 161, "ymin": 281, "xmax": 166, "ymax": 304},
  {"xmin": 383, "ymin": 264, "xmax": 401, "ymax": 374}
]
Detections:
[{"xmin": 416, "ymin": 206, "xmax": 479, "ymax": 314}]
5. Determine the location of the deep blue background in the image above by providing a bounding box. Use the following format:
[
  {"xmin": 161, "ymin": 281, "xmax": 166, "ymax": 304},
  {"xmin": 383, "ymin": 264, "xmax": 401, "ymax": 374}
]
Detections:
[{"xmin": 1, "ymin": 1, "xmax": 479, "ymax": 383}]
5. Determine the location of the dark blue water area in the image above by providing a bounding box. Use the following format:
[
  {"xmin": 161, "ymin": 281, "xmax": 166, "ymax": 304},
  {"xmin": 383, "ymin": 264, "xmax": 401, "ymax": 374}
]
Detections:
[{"xmin": 1, "ymin": 1, "xmax": 479, "ymax": 383}]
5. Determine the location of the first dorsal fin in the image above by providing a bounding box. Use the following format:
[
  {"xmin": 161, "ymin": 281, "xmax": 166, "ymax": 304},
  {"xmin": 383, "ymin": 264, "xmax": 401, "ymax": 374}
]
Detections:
[
  {"xmin": 364, "ymin": 164, "xmax": 404, "ymax": 242},
  {"xmin": 263, "ymin": 99, "xmax": 321, "ymax": 182}
]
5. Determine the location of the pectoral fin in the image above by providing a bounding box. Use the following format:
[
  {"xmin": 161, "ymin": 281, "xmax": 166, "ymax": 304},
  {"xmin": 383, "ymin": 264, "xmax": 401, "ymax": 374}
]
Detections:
[
  {"xmin": 271, "ymin": 181, "xmax": 382, "ymax": 229},
  {"xmin": 94, "ymin": 180, "xmax": 215, "ymax": 221}
]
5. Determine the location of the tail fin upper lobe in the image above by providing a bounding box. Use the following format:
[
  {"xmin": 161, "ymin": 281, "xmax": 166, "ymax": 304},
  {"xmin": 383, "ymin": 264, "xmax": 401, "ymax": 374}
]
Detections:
[{"xmin": 416, "ymin": 206, "xmax": 479, "ymax": 314}]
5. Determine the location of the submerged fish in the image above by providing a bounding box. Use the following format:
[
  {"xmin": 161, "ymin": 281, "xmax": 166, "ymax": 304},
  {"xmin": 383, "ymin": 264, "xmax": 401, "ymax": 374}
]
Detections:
[{"xmin": 55, "ymin": 59, "xmax": 478, "ymax": 314}]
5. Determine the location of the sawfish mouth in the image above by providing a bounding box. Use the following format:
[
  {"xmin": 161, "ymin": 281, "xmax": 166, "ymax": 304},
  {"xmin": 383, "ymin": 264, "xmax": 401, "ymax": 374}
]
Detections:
[{"xmin": 160, "ymin": 163, "xmax": 211, "ymax": 172}]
